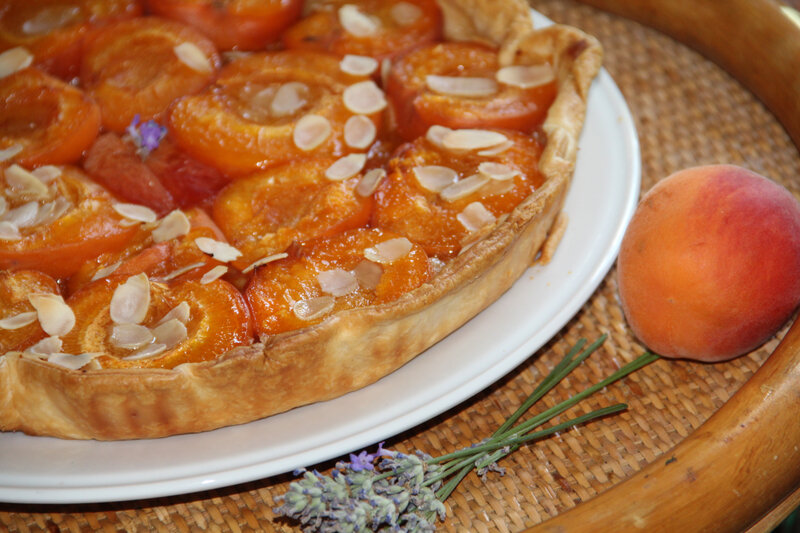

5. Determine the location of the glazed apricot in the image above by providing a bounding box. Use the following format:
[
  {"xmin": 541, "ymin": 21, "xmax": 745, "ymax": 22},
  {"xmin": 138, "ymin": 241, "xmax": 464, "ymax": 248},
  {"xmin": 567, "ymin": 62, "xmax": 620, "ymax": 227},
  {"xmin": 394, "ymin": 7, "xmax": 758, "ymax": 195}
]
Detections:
[
  {"xmin": 0, "ymin": 165, "xmax": 141, "ymax": 279},
  {"xmin": 61, "ymin": 274, "xmax": 253, "ymax": 369},
  {"xmin": 245, "ymin": 227, "xmax": 430, "ymax": 335},
  {"xmin": 0, "ymin": 270, "xmax": 61, "ymax": 353},
  {"xmin": 283, "ymin": 0, "xmax": 441, "ymax": 61},
  {"xmin": 0, "ymin": 68, "xmax": 101, "ymax": 167},
  {"xmin": 168, "ymin": 51, "xmax": 383, "ymax": 177},
  {"xmin": 372, "ymin": 128, "xmax": 545, "ymax": 258},
  {"xmin": 0, "ymin": 0, "xmax": 141, "ymax": 80},
  {"xmin": 145, "ymin": 0, "xmax": 303, "ymax": 51},
  {"xmin": 212, "ymin": 158, "xmax": 372, "ymax": 268},
  {"xmin": 81, "ymin": 16, "xmax": 220, "ymax": 133},
  {"xmin": 386, "ymin": 42, "xmax": 557, "ymax": 140}
]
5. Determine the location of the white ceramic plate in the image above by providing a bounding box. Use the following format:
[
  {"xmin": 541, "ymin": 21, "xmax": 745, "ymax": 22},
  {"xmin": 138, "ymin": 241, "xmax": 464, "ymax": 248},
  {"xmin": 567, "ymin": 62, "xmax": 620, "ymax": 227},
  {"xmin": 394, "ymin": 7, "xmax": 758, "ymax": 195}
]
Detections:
[{"xmin": 0, "ymin": 13, "xmax": 640, "ymax": 505}]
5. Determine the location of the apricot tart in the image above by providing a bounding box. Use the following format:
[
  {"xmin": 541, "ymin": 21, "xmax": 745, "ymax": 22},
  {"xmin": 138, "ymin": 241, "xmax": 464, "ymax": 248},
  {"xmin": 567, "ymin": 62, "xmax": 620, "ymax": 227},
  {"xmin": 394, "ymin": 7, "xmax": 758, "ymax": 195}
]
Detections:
[{"xmin": 0, "ymin": 0, "xmax": 601, "ymax": 439}]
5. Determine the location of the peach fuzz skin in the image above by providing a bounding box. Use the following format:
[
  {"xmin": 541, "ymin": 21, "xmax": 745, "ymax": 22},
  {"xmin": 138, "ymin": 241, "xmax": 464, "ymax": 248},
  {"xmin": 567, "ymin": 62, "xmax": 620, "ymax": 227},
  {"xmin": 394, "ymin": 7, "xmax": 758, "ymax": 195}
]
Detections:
[{"xmin": 617, "ymin": 165, "xmax": 800, "ymax": 362}]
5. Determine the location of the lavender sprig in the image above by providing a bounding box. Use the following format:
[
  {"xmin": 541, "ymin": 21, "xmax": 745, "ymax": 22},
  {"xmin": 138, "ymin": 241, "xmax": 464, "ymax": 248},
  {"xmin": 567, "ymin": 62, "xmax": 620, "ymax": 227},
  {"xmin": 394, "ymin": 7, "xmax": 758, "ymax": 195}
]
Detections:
[
  {"xmin": 275, "ymin": 335, "xmax": 658, "ymax": 531},
  {"xmin": 124, "ymin": 114, "xmax": 167, "ymax": 159}
]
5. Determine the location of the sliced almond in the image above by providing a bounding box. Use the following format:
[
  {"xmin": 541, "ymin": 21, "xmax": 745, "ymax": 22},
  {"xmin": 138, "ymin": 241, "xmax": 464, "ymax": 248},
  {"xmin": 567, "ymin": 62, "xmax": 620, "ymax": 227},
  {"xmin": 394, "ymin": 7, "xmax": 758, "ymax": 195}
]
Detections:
[
  {"xmin": 109, "ymin": 274, "xmax": 151, "ymax": 325},
  {"xmin": 47, "ymin": 352, "xmax": 96, "ymax": 370},
  {"xmin": 28, "ymin": 293, "xmax": 75, "ymax": 336},
  {"xmin": 356, "ymin": 168, "xmax": 386, "ymax": 197},
  {"xmin": 174, "ymin": 42, "xmax": 213, "ymax": 73},
  {"xmin": 152, "ymin": 318, "xmax": 188, "ymax": 348},
  {"xmin": 0, "ymin": 144, "xmax": 23, "ymax": 163},
  {"xmin": 113, "ymin": 203, "xmax": 157, "ymax": 223},
  {"xmin": 425, "ymin": 125, "xmax": 452, "ymax": 147},
  {"xmin": 413, "ymin": 165, "xmax": 458, "ymax": 193},
  {"xmin": 293, "ymin": 114, "xmax": 332, "ymax": 151},
  {"xmin": 344, "ymin": 115, "xmax": 377, "ymax": 149},
  {"xmin": 352, "ymin": 260, "xmax": 383, "ymax": 290},
  {"xmin": 123, "ymin": 343, "xmax": 167, "ymax": 361},
  {"xmin": 292, "ymin": 296, "xmax": 335, "ymax": 321},
  {"xmin": 340, "ymin": 54, "xmax": 379, "ymax": 76},
  {"xmin": 477, "ymin": 140, "xmax": 514, "ymax": 156},
  {"xmin": 25, "ymin": 336, "xmax": 63, "ymax": 356},
  {"xmin": 496, "ymin": 64, "xmax": 555, "ymax": 89},
  {"xmin": 317, "ymin": 269, "xmax": 358, "ymax": 296},
  {"xmin": 4, "ymin": 201, "xmax": 39, "ymax": 228},
  {"xmin": 195, "ymin": 237, "xmax": 242, "ymax": 262},
  {"xmin": 158, "ymin": 261, "xmax": 205, "ymax": 282},
  {"xmin": 425, "ymin": 75, "xmax": 498, "ymax": 97},
  {"xmin": 364, "ymin": 237, "xmax": 413, "ymax": 263},
  {"xmin": 21, "ymin": 6, "xmax": 80, "ymax": 35},
  {"xmin": 457, "ymin": 201, "xmax": 496, "ymax": 233},
  {"xmin": 158, "ymin": 301, "xmax": 191, "ymax": 325},
  {"xmin": 477, "ymin": 162, "xmax": 519, "ymax": 181},
  {"xmin": 391, "ymin": 1, "xmax": 423, "ymax": 25},
  {"xmin": 242, "ymin": 252, "xmax": 288, "ymax": 274},
  {"xmin": 325, "ymin": 153, "xmax": 367, "ymax": 181},
  {"xmin": 380, "ymin": 58, "xmax": 392, "ymax": 87},
  {"xmin": 440, "ymin": 174, "xmax": 489, "ymax": 201},
  {"xmin": 200, "ymin": 265, "xmax": 228, "ymax": 284},
  {"xmin": 338, "ymin": 4, "xmax": 380, "ymax": 37},
  {"xmin": 152, "ymin": 210, "xmax": 191, "ymax": 243},
  {"xmin": 110, "ymin": 324, "xmax": 155, "ymax": 350},
  {"xmin": 271, "ymin": 82, "xmax": 308, "ymax": 117},
  {"xmin": 0, "ymin": 311, "xmax": 37, "ymax": 330},
  {"xmin": 31, "ymin": 165, "xmax": 62, "ymax": 183},
  {"xmin": 0, "ymin": 47, "xmax": 34, "ymax": 78},
  {"xmin": 0, "ymin": 221, "xmax": 21, "ymax": 241},
  {"xmin": 343, "ymin": 81, "xmax": 387, "ymax": 114},
  {"xmin": 32, "ymin": 199, "xmax": 64, "ymax": 227},
  {"xmin": 5, "ymin": 164, "xmax": 49, "ymax": 198},
  {"xmin": 442, "ymin": 129, "xmax": 508, "ymax": 151},
  {"xmin": 90, "ymin": 261, "xmax": 122, "ymax": 282},
  {"xmin": 0, "ymin": 197, "xmax": 6, "ymax": 217}
]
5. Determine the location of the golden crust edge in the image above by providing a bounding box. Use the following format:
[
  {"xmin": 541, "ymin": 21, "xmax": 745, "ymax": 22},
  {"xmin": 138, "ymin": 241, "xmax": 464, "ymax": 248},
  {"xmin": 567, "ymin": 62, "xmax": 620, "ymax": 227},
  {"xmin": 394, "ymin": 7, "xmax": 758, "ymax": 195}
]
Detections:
[{"xmin": 0, "ymin": 0, "xmax": 603, "ymax": 440}]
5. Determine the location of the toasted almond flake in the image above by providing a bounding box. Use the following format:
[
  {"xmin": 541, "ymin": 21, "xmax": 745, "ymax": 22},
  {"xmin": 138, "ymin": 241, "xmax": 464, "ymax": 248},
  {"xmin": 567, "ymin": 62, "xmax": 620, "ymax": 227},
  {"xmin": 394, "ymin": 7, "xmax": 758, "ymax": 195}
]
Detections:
[
  {"xmin": 457, "ymin": 201, "xmax": 496, "ymax": 232},
  {"xmin": 425, "ymin": 75, "xmax": 498, "ymax": 97},
  {"xmin": 344, "ymin": 115, "xmax": 377, "ymax": 149},
  {"xmin": 110, "ymin": 324, "xmax": 154, "ymax": 350},
  {"xmin": 364, "ymin": 237, "xmax": 413, "ymax": 263},
  {"xmin": 0, "ymin": 144, "xmax": 23, "ymax": 162},
  {"xmin": 440, "ymin": 174, "xmax": 489, "ymax": 201},
  {"xmin": 152, "ymin": 209, "xmax": 191, "ymax": 243},
  {"xmin": 338, "ymin": 4, "xmax": 380, "ymax": 37},
  {"xmin": 480, "ymin": 177, "xmax": 515, "ymax": 196},
  {"xmin": 381, "ymin": 58, "xmax": 391, "ymax": 87},
  {"xmin": 0, "ymin": 311, "xmax": 37, "ymax": 330},
  {"xmin": 0, "ymin": 197, "xmax": 5, "ymax": 216},
  {"xmin": 152, "ymin": 318, "xmax": 188, "ymax": 348},
  {"xmin": 325, "ymin": 153, "xmax": 367, "ymax": 181},
  {"xmin": 317, "ymin": 269, "xmax": 358, "ymax": 296},
  {"xmin": 496, "ymin": 64, "xmax": 555, "ymax": 89},
  {"xmin": 31, "ymin": 165, "xmax": 61, "ymax": 183},
  {"xmin": 4, "ymin": 201, "xmax": 39, "ymax": 228},
  {"xmin": 413, "ymin": 165, "xmax": 458, "ymax": 193},
  {"xmin": 356, "ymin": 168, "xmax": 386, "ymax": 197},
  {"xmin": 109, "ymin": 274, "xmax": 151, "ymax": 325},
  {"xmin": 391, "ymin": 1, "xmax": 423, "ymax": 25},
  {"xmin": 292, "ymin": 296, "xmax": 335, "ymax": 321},
  {"xmin": 477, "ymin": 161, "xmax": 519, "ymax": 181},
  {"xmin": 158, "ymin": 301, "xmax": 191, "ymax": 325},
  {"xmin": 442, "ymin": 129, "xmax": 508, "ymax": 151},
  {"xmin": 271, "ymin": 82, "xmax": 308, "ymax": 116},
  {"xmin": 90, "ymin": 261, "xmax": 122, "ymax": 282},
  {"xmin": 113, "ymin": 203, "xmax": 157, "ymax": 223},
  {"xmin": 477, "ymin": 139, "xmax": 514, "ymax": 156},
  {"xmin": 28, "ymin": 293, "xmax": 75, "ymax": 336},
  {"xmin": 343, "ymin": 81, "xmax": 387, "ymax": 114},
  {"xmin": 21, "ymin": 6, "xmax": 80, "ymax": 35},
  {"xmin": 34, "ymin": 198, "xmax": 69, "ymax": 227},
  {"xmin": 242, "ymin": 252, "xmax": 288, "ymax": 273},
  {"xmin": 340, "ymin": 54, "xmax": 379, "ymax": 76},
  {"xmin": 174, "ymin": 42, "xmax": 213, "ymax": 73},
  {"xmin": 5, "ymin": 164, "xmax": 49, "ymax": 198},
  {"xmin": 25, "ymin": 336, "xmax": 63, "ymax": 356},
  {"xmin": 0, "ymin": 221, "xmax": 21, "ymax": 241},
  {"xmin": 293, "ymin": 114, "xmax": 332, "ymax": 151},
  {"xmin": 158, "ymin": 261, "xmax": 205, "ymax": 281},
  {"xmin": 200, "ymin": 265, "xmax": 228, "ymax": 284},
  {"xmin": 352, "ymin": 260, "xmax": 382, "ymax": 290},
  {"xmin": 425, "ymin": 125, "xmax": 452, "ymax": 147},
  {"xmin": 123, "ymin": 343, "xmax": 167, "ymax": 361},
  {"xmin": 48, "ymin": 352, "xmax": 96, "ymax": 370},
  {"xmin": 0, "ymin": 47, "xmax": 33, "ymax": 78},
  {"xmin": 195, "ymin": 237, "xmax": 242, "ymax": 262}
]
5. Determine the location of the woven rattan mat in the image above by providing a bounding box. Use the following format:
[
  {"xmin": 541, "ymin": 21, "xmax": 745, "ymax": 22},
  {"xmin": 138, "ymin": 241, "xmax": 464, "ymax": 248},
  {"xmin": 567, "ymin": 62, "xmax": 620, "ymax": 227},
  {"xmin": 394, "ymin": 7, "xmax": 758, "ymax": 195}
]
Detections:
[{"xmin": 4, "ymin": 1, "xmax": 800, "ymax": 531}]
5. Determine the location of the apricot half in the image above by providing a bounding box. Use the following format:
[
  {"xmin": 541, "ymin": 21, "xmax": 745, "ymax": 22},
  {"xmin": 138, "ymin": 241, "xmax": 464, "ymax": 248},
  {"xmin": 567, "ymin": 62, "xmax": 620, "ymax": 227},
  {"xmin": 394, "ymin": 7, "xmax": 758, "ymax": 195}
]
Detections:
[{"xmin": 617, "ymin": 165, "xmax": 800, "ymax": 362}]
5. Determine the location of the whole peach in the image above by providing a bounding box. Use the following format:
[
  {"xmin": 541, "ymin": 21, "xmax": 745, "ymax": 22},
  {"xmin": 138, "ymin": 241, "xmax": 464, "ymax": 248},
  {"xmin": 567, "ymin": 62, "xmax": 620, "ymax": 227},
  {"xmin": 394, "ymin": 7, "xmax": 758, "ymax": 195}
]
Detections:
[{"xmin": 617, "ymin": 165, "xmax": 800, "ymax": 362}]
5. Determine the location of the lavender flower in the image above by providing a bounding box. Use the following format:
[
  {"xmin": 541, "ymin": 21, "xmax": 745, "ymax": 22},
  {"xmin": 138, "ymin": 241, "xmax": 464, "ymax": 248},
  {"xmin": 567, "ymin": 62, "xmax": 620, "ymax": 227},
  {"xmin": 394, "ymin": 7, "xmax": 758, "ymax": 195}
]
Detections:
[{"xmin": 125, "ymin": 114, "xmax": 167, "ymax": 158}]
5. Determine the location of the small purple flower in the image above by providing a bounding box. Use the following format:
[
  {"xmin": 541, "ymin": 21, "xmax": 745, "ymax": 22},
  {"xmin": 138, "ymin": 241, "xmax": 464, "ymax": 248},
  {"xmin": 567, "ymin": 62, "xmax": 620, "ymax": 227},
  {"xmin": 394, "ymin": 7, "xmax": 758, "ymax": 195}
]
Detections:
[
  {"xmin": 349, "ymin": 450, "xmax": 376, "ymax": 472},
  {"xmin": 125, "ymin": 114, "xmax": 166, "ymax": 158}
]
